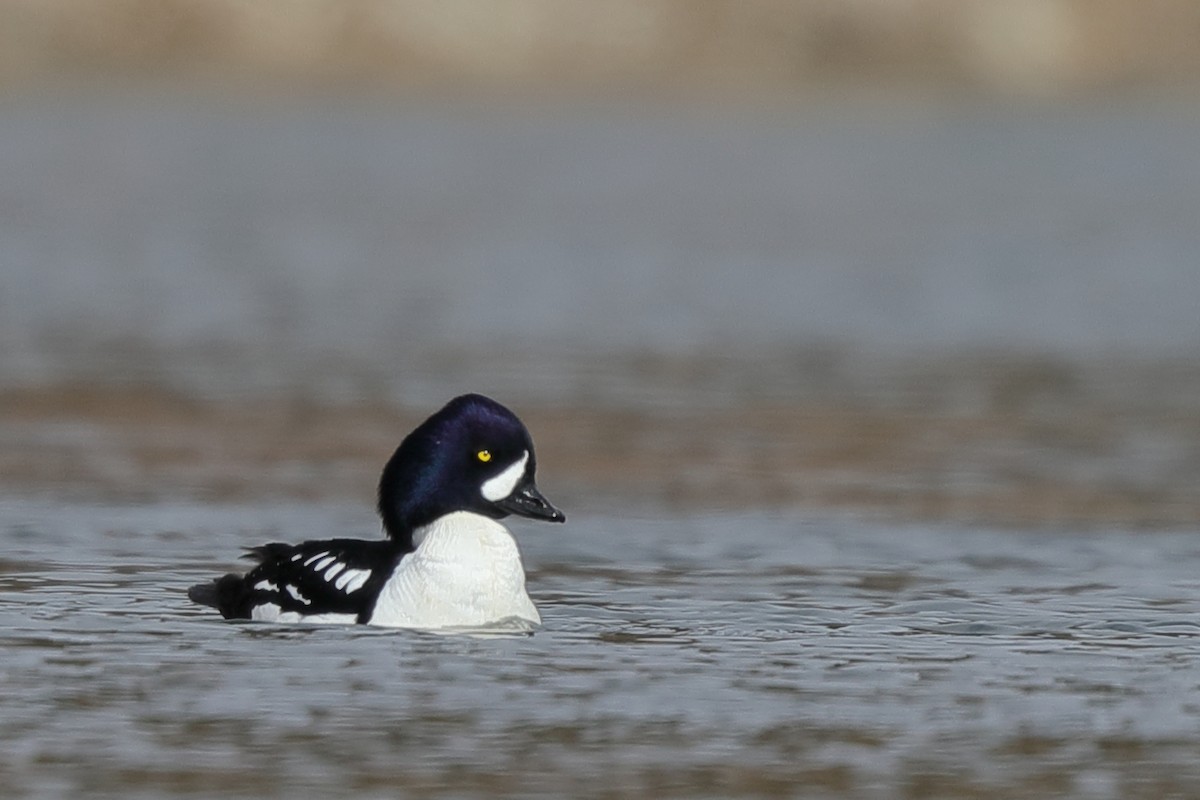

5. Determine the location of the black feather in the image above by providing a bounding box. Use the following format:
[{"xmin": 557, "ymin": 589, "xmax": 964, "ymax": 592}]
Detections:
[
  {"xmin": 189, "ymin": 539, "xmax": 408, "ymax": 622},
  {"xmin": 187, "ymin": 573, "xmax": 253, "ymax": 616}
]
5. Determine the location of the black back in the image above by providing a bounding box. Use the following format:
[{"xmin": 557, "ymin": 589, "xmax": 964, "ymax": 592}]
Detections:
[{"xmin": 188, "ymin": 539, "xmax": 406, "ymax": 622}]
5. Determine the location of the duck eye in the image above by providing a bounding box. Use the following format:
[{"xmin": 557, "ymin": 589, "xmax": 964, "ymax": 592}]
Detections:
[{"xmin": 476, "ymin": 449, "xmax": 492, "ymax": 463}]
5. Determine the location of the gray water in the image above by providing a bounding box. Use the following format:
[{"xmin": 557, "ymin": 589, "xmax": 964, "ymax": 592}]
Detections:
[
  {"xmin": 3, "ymin": 499, "xmax": 1200, "ymax": 799},
  {"xmin": 3, "ymin": 94, "xmax": 1200, "ymax": 798},
  {"xmin": 2, "ymin": 94, "xmax": 1200, "ymax": 408}
]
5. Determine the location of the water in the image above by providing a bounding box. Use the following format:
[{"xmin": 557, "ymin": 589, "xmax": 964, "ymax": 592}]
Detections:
[
  {"xmin": 2, "ymin": 499, "xmax": 1199, "ymax": 799},
  {"xmin": 2, "ymin": 94, "xmax": 1200, "ymax": 407},
  {"xmin": 3, "ymin": 93, "xmax": 1200, "ymax": 797}
]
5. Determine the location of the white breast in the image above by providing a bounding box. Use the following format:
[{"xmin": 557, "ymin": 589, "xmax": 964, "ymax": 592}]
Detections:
[{"xmin": 368, "ymin": 511, "xmax": 540, "ymax": 629}]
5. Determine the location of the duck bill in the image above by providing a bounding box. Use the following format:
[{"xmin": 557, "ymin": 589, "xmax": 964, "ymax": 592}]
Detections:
[{"xmin": 495, "ymin": 482, "xmax": 566, "ymax": 523}]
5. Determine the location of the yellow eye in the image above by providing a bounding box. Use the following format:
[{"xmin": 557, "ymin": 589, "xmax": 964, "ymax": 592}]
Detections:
[{"xmin": 476, "ymin": 449, "xmax": 492, "ymax": 463}]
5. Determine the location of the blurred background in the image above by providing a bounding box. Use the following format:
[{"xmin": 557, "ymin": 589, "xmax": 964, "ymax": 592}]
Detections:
[
  {"xmin": 2, "ymin": 0, "xmax": 1199, "ymax": 525},
  {"xmin": 7, "ymin": 4, "xmax": 1200, "ymax": 800}
]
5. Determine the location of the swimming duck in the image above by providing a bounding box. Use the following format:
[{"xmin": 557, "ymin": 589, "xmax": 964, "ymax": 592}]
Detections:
[{"xmin": 187, "ymin": 393, "xmax": 565, "ymax": 629}]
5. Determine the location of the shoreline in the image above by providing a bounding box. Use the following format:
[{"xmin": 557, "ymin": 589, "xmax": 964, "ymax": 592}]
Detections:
[{"xmin": 3, "ymin": 2, "xmax": 1200, "ymax": 97}]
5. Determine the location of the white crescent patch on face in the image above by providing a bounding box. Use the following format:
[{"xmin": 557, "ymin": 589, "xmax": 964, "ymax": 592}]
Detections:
[{"xmin": 481, "ymin": 450, "xmax": 529, "ymax": 502}]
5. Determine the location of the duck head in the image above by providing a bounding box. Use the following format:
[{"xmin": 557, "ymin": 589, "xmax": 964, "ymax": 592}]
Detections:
[{"xmin": 378, "ymin": 393, "xmax": 565, "ymax": 543}]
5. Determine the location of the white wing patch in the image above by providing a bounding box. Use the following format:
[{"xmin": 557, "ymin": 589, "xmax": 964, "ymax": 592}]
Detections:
[
  {"xmin": 335, "ymin": 568, "xmax": 371, "ymax": 593},
  {"xmin": 247, "ymin": 546, "xmax": 377, "ymax": 625},
  {"xmin": 286, "ymin": 584, "xmax": 311, "ymax": 605},
  {"xmin": 251, "ymin": 603, "xmax": 356, "ymax": 625},
  {"xmin": 251, "ymin": 602, "xmax": 282, "ymax": 621},
  {"xmin": 277, "ymin": 612, "xmax": 358, "ymax": 624},
  {"xmin": 481, "ymin": 450, "xmax": 529, "ymax": 501}
]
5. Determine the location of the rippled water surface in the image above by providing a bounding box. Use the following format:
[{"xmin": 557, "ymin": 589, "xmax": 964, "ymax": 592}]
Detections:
[
  {"xmin": 2, "ymin": 499, "xmax": 1199, "ymax": 799},
  {"xmin": 3, "ymin": 94, "xmax": 1200, "ymax": 798}
]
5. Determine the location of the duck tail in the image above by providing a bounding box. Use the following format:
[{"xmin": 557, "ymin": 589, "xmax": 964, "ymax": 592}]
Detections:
[{"xmin": 187, "ymin": 574, "xmax": 253, "ymax": 619}]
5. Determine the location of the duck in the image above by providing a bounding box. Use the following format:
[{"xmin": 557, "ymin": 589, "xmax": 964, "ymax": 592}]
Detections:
[{"xmin": 187, "ymin": 393, "xmax": 565, "ymax": 629}]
